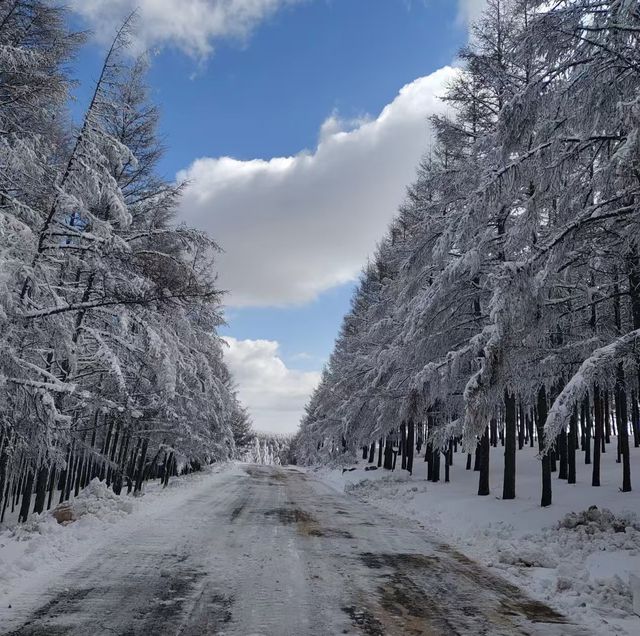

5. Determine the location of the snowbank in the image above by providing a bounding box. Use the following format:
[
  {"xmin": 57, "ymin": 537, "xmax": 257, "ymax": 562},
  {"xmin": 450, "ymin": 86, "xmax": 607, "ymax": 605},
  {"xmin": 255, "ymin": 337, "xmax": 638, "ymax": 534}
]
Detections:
[{"xmin": 313, "ymin": 441, "xmax": 640, "ymax": 635}]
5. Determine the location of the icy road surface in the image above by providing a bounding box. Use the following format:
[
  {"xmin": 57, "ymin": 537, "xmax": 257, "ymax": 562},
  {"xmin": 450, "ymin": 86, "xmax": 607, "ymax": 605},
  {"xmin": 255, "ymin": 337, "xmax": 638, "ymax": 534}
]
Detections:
[{"xmin": 3, "ymin": 465, "xmax": 585, "ymax": 636}]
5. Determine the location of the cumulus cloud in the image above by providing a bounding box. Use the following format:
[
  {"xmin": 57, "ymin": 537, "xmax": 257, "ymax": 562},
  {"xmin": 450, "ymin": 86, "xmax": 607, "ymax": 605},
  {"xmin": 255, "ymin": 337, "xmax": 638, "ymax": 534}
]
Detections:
[
  {"xmin": 178, "ymin": 66, "xmax": 456, "ymax": 307},
  {"xmin": 69, "ymin": 0, "xmax": 301, "ymax": 59},
  {"xmin": 457, "ymin": 0, "xmax": 487, "ymax": 26},
  {"xmin": 223, "ymin": 337, "xmax": 320, "ymax": 434}
]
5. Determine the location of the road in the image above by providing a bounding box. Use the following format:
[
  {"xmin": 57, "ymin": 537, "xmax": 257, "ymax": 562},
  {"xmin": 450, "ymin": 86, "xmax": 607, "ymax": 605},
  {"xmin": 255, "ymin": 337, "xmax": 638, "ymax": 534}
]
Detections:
[{"xmin": 3, "ymin": 465, "xmax": 584, "ymax": 636}]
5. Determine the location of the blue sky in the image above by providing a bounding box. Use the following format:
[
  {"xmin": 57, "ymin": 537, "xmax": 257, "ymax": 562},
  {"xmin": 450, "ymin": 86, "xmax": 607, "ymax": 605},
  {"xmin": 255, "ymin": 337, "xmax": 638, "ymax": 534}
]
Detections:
[{"xmin": 69, "ymin": 0, "xmax": 480, "ymax": 433}]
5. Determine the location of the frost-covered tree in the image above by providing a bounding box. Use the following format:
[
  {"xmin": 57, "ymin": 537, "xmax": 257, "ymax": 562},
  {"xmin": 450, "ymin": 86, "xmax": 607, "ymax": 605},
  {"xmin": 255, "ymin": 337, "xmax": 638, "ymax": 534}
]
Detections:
[
  {"xmin": 0, "ymin": 7, "xmax": 242, "ymax": 522},
  {"xmin": 296, "ymin": 0, "xmax": 640, "ymax": 508}
]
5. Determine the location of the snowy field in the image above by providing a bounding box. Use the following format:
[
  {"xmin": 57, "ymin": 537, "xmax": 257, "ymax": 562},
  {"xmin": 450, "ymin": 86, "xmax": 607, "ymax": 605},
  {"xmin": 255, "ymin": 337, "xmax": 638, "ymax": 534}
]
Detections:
[
  {"xmin": 0, "ymin": 463, "xmax": 238, "ymax": 622},
  {"xmin": 314, "ymin": 440, "xmax": 640, "ymax": 635}
]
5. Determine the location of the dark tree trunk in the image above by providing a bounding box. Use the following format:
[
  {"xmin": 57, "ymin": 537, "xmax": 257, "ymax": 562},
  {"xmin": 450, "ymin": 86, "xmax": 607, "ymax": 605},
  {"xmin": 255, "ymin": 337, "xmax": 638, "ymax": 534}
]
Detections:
[
  {"xmin": 568, "ymin": 409, "xmax": 577, "ymax": 484},
  {"xmin": 527, "ymin": 413, "xmax": 535, "ymax": 448},
  {"xmin": 604, "ymin": 391, "xmax": 612, "ymax": 445},
  {"xmin": 518, "ymin": 403, "xmax": 525, "ymax": 450},
  {"xmin": 537, "ymin": 387, "xmax": 552, "ymax": 507},
  {"xmin": 400, "ymin": 424, "xmax": 407, "ymax": 470},
  {"xmin": 134, "ymin": 438, "xmax": 149, "ymax": 493},
  {"xmin": 503, "ymin": 390, "xmax": 516, "ymax": 500},
  {"xmin": 406, "ymin": 420, "xmax": 415, "ymax": 475},
  {"xmin": 466, "ymin": 453, "xmax": 472, "ymax": 470},
  {"xmin": 431, "ymin": 447, "xmax": 440, "ymax": 483},
  {"xmin": 47, "ymin": 467, "xmax": 57, "ymax": 510},
  {"xmin": 362, "ymin": 446, "xmax": 368, "ymax": 460},
  {"xmin": 490, "ymin": 418, "xmax": 498, "ymax": 448},
  {"xmin": 557, "ymin": 430, "xmax": 568, "ymax": 480},
  {"xmin": 583, "ymin": 397, "xmax": 591, "ymax": 465},
  {"xmin": 0, "ymin": 438, "xmax": 8, "ymax": 516},
  {"xmin": 477, "ymin": 427, "xmax": 490, "ymax": 496},
  {"xmin": 58, "ymin": 445, "xmax": 71, "ymax": 504},
  {"xmin": 64, "ymin": 451, "xmax": 77, "ymax": 502},
  {"xmin": 163, "ymin": 453, "xmax": 174, "ymax": 487},
  {"xmin": 616, "ymin": 365, "xmax": 632, "ymax": 492},
  {"xmin": 18, "ymin": 468, "xmax": 35, "ymax": 523},
  {"xmin": 127, "ymin": 437, "xmax": 142, "ymax": 493},
  {"xmin": 473, "ymin": 450, "xmax": 481, "ymax": 471},
  {"xmin": 33, "ymin": 464, "xmax": 49, "ymax": 514},
  {"xmin": 444, "ymin": 449, "xmax": 450, "ymax": 483},
  {"xmin": 74, "ymin": 452, "xmax": 86, "ymax": 497},
  {"xmin": 377, "ymin": 438, "xmax": 383, "ymax": 467},
  {"xmin": 368, "ymin": 442, "xmax": 375, "ymax": 464},
  {"xmin": 593, "ymin": 384, "xmax": 603, "ymax": 487},
  {"xmin": 383, "ymin": 439, "xmax": 393, "ymax": 470},
  {"xmin": 631, "ymin": 391, "xmax": 640, "ymax": 448},
  {"xmin": 1, "ymin": 472, "xmax": 12, "ymax": 523}
]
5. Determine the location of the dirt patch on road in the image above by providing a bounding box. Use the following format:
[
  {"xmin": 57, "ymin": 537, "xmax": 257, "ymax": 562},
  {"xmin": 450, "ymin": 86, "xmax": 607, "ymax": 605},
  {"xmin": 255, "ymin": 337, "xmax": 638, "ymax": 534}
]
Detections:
[
  {"xmin": 179, "ymin": 585, "xmax": 234, "ymax": 635},
  {"xmin": 230, "ymin": 498, "xmax": 248, "ymax": 522},
  {"xmin": 263, "ymin": 507, "xmax": 353, "ymax": 539},
  {"xmin": 355, "ymin": 551, "xmax": 570, "ymax": 635},
  {"xmin": 437, "ymin": 544, "xmax": 567, "ymax": 624},
  {"xmin": 264, "ymin": 507, "xmax": 315, "ymax": 524},
  {"xmin": 342, "ymin": 605, "xmax": 386, "ymax": 636}
]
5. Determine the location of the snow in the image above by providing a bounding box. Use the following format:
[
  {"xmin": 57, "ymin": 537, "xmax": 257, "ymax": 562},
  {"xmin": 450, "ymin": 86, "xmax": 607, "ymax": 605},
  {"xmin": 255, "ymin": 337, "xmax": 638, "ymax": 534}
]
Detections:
[
  {"xmin": 313, "ymin": 440, "xmax": 640, "ymax": 634},
  {"xmin": 0, "ymin": 464, "xmax": 237, "ymax": 622}
]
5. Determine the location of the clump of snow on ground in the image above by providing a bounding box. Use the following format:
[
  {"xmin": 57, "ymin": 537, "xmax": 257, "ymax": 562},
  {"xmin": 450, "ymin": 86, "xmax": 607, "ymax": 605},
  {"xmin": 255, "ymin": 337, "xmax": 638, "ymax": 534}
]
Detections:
[
  {"xmin": 0, "ymin": 465, "xmax": 236, "ymax": 614},
  {"xmin": 313, "ymin": 441, "xmax": 640, "ymax": 635}
]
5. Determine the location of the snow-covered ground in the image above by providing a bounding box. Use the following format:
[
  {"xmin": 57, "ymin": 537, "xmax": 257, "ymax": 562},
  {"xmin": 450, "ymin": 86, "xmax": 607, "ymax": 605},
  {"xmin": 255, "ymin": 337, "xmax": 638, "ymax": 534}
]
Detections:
[
  {"xmin": 314, "ymin": 440, "xmax": 640, "ymax": 635},
  {"xmin": 0, "ymin": 463, "xmax": 237, "ymax": 620},
  {"xmin": 0, "ymin": 463, "xmax": 585, "ymax": 635}
]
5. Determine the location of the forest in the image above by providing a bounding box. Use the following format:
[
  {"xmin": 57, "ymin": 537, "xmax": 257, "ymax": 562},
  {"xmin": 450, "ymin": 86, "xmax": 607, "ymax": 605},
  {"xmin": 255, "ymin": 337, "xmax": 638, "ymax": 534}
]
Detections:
[
  {"xmin": 296, "ymin": 0, "xmax": 640, "ymax": 507},
  {"xmin": 0, "ymin": 2, "xmax": 249, "ymax": 524}
]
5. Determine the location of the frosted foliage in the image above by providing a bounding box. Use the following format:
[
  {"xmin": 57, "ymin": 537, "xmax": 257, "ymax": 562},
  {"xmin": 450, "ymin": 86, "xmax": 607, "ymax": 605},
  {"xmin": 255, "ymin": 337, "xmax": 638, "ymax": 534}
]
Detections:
[
  {"xmin": 0, "ymin": 2, "xmax": 247, "ymax": 497},
  {"xmin": 296, "ymin": 0, "xmax": 640, "ymax": 473}
]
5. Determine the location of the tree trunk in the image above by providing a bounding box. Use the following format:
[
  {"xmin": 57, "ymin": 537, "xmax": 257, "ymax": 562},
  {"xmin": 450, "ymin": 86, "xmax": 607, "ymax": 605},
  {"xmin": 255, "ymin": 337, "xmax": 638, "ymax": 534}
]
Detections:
[
  {"xmin": 33, "ymin": 464, "xmax": 49, "ymax": 514},
  {"xmin": 383, "ymin": 439, "xmax": 393, "ymax": 470},
  {"xmin": 537, "ymin": 386, "xmax": 552, "ymax": 507},
  {"xmin": 593, "ymin": 384, "xmax": 603, "ymax": 487},
  {"xmin": 604, "ymin": 391, "xmax": 612, "ymax": 445},
  {"xmin": 406, "ymin": 420, "xmax": 414, "ymax": 475},
  {"xmin": 583, "ymin": 397, "xmax": 591, "ymax": 465},
  {"xmin": 18, "ymin": 468, "xmax": 34, "ymax": 523},
  {"xmin": 518, "ymin": 403, "xmax": 525, "ymax": 450},
  {"xmin": 47, "ymin": 467, "xmax": 57, "ymax": 510},
  {"xmin": 616, "ymin": 365, "xmax": 632, "ymax": 492},
  {"xmin": 557, "ymin": 430, "xmax": 568, "ymax": 480},
  {"xmin": 477, "ymin": 427, "xmax": 490, "ymax": 496},
  {"xmin": 503, "ymin": 390, "xmax": 516, "ymax": 500},
  {"xmin": 568, "ymin": 408, "xmax": 577, "ymax": 484},
  {"xmin": 431, "ymin": 447, "xmax": 440, "ymax": 482},
  {"xmin": 134, "ymin": 438, "xmax": 149, "ymax": 493}
]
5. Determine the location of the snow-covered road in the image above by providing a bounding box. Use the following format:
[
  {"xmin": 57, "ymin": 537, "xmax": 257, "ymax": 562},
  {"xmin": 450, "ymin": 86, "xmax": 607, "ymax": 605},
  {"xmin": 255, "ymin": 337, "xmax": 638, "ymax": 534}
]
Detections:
[{"xmin": 3, "ymin": 465, "xmax": 585, "ymax": 635}]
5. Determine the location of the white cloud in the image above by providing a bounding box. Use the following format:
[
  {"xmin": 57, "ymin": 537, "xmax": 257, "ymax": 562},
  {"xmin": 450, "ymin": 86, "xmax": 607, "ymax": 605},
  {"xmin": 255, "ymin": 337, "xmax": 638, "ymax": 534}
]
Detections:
[
  {"xmin": 178, "ymin": 66, "xmax": 456, "ymax": 307},
  {"xmin": 69, "ymin": 0, "xmax": 302, "ymax": 59},
  {"xmin": 456, "ymin": 0, "xmax": 487, "ymax": 26},
  {"xmin": 223, "ymin": 337, "xmax": 320, "ymax": 434}
]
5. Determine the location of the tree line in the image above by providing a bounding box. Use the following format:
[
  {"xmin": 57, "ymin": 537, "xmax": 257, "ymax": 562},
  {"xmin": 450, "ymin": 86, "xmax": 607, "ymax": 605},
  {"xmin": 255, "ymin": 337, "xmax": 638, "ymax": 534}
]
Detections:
[
  {"xmin": 295, "ymin": 0, "xmax": 640, "ymax": 506},
  {"xmin": 0, "ymin": 1, "xmax": 246, "ymax": 523}
]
